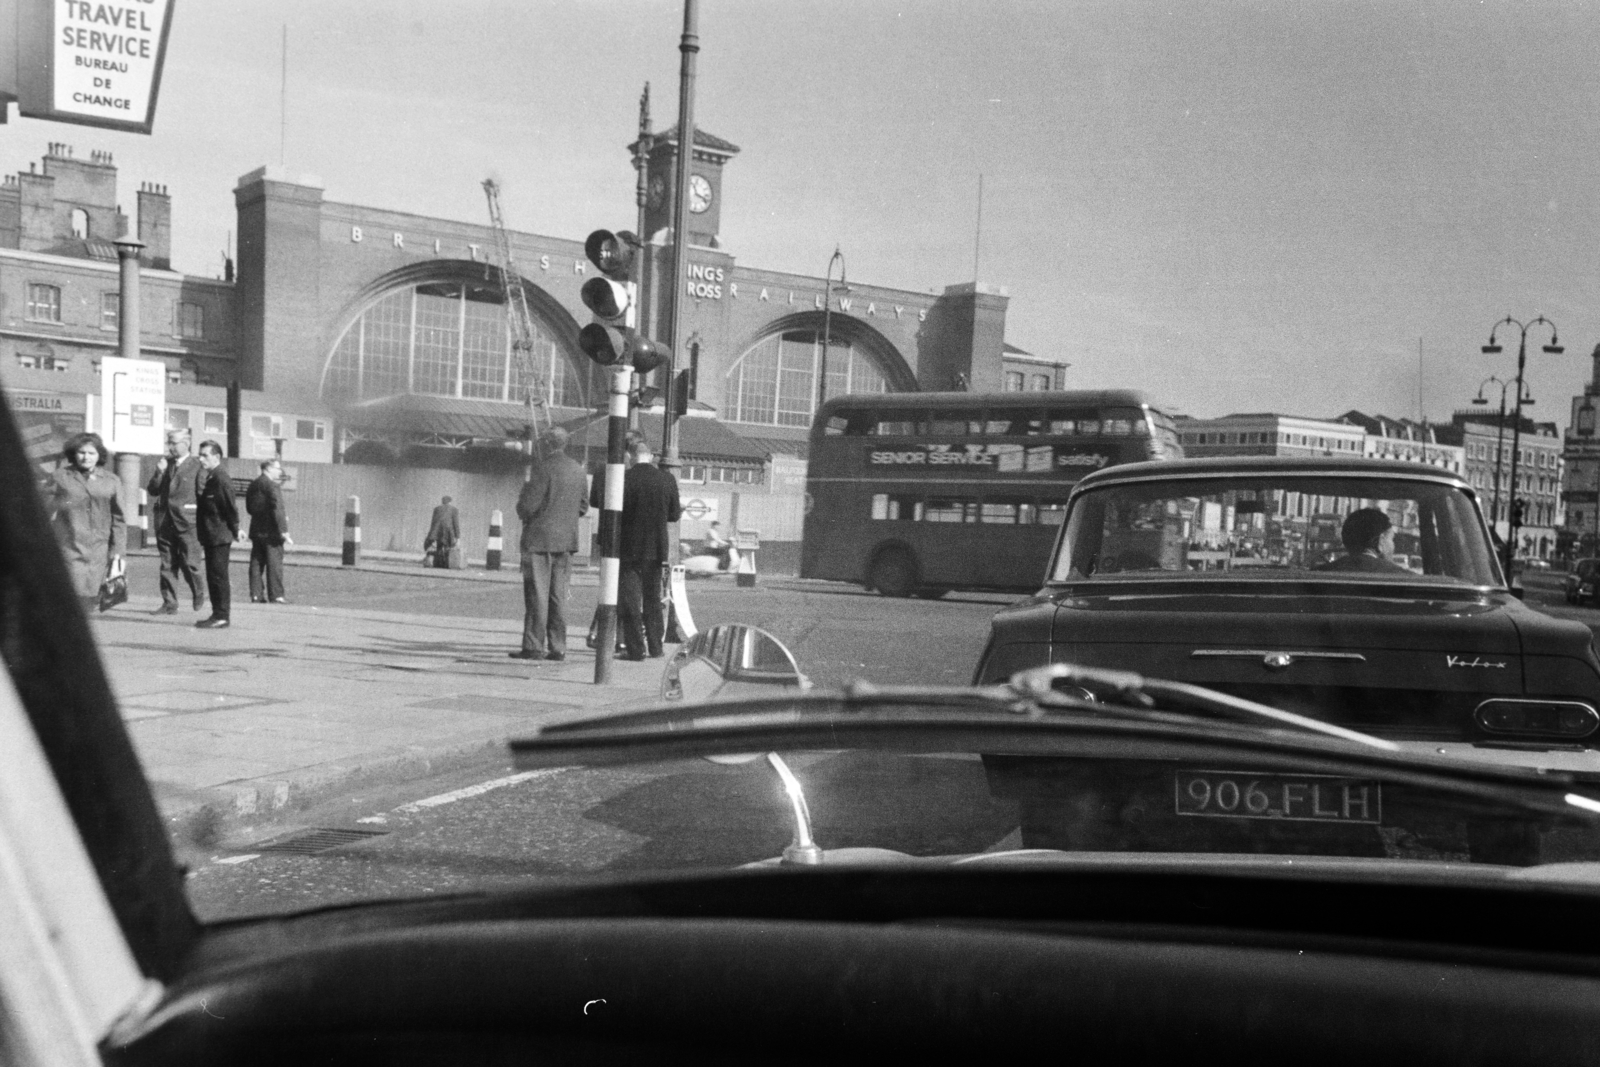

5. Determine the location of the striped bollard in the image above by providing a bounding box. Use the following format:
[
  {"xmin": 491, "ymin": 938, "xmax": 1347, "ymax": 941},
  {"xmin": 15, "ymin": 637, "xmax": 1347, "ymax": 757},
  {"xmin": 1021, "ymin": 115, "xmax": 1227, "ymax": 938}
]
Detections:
[
  {"xmin": 138, "ymin": 487, "xmax": 150, "ymax": 548},
  {"xmin": 342, "ymin": 495, "xmax": 360, "ymax": 566},
  {"xmin": 486, "ymin": 509, "xmax": 503, "ymax": 571}
]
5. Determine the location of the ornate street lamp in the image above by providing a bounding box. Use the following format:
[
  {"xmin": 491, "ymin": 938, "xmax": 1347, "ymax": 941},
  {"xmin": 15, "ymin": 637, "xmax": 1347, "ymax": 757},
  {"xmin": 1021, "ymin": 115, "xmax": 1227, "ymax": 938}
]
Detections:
[
  {"xmin": 1471, "ymin": 375, "xmax": 1531, "ymax": 533},
  {"xmin": 816, "ymin": 246, "xmax": 847, "ymax": 415},
  {"xmin": 1483, "ymin": 316, "xmax": 1562, "ymax": 577}
]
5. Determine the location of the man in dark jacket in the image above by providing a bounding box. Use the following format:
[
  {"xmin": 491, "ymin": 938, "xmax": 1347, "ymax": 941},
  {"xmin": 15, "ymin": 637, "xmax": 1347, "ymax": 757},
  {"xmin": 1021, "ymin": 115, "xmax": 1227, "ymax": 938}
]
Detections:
[
  {"xmin": 146, "ymin": 428, "xmax": 206, "ymax": 615},
  {"xmin": 511, "ymin": 428, "xmax": 589, "ymax": 661},
  {"xmin": 194, "ymin": 440, "xmax": 240, "ymax": 628},
  {"xmin": 617, "ymin": 441, "xmax": 681, "ymax": 660},
  {"xmin": 246, "ymin": 457, "xmax": 292, "ymax": 603},
  {"xmin": 425, "ymin": 496, "xmax": 460, "ymax": 569}
]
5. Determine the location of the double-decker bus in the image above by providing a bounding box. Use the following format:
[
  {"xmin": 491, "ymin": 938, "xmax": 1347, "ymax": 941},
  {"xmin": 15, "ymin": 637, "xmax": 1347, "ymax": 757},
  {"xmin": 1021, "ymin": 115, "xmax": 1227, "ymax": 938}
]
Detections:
[{"xmin": 800, "ymin": 390, "xmax": 1182, "ymax": 596}]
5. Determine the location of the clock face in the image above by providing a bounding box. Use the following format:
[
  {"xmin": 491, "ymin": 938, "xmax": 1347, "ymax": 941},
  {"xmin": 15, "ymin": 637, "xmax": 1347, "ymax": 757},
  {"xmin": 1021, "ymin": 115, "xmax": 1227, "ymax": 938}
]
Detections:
[
  {"xmin": 688, "ymin": 174, "xmax": 713, "ymax": 214},
  {"xmin": 648, "ymin": 174, "xmax": 666, "ymax": 209}
]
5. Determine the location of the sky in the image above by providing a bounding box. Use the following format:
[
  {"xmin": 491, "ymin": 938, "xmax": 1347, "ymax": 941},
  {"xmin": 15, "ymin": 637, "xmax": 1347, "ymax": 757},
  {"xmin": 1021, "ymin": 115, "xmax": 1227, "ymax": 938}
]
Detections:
[{"xmin": 8, "ymin": 0, "xmax": 1600, "ymax": 423}]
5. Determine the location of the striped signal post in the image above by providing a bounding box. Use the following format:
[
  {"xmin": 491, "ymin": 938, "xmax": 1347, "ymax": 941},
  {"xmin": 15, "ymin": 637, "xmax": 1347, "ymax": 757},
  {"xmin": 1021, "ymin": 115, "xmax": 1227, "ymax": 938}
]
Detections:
[
  {"xmin": 137, "ymin": 487, "xmax": 150, "ymax": 548},
  {"xmin": 593, "ymin": 365, "xmax": 632, "ymax": 683},
  {"xmin": 486, "ymin": 509, "xmax": 504, "ymax": 571},
  {"xmin": 342, "ymin": 495, "xmax": 360, "ymax": 566}
]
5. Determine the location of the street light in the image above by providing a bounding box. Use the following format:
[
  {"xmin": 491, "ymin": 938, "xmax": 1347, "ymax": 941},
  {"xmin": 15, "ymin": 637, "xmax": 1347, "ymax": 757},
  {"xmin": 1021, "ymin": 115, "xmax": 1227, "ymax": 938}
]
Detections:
[
  {"xmin": 816, "ymin": 246, "xmax": 848, "ymax": 415},
  {"xmin": 1483, "ymin": 315, "xmax": 1562, "ymax": 577},
  {"xmin": 1580, "ymin": 395, "xmax": 1597, "ymax": 557},
  {"xmin": 1471, "ymin": 374, "xmax": 1532, "ymax": 534}
]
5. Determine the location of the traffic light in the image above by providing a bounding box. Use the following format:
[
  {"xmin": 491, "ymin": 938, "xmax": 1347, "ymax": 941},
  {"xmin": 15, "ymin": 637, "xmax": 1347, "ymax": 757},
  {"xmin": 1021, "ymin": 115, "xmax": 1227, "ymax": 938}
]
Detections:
[
  {"xmin": 578, "ymin": 229, "xmax": 665, "ymax": 373},
  {"xmin": 1511, "ymin": 498, "xmax": 1527, "ymax": 526}
]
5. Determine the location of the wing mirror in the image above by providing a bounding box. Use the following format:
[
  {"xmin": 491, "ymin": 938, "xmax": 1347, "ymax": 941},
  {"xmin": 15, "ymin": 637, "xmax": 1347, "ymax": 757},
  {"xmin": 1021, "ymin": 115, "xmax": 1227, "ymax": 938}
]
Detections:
[{"xmin": 661, "ymin": 624, "xmax": 811, "ymax": 703}]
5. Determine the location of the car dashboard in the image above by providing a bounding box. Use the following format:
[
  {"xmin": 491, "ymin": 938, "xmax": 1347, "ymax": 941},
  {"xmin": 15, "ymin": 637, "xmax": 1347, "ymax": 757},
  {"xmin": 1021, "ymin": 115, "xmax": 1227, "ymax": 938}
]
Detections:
[{"xmin": 106, "ymin": 862, "xmax": 1600, "ymax": 1066}]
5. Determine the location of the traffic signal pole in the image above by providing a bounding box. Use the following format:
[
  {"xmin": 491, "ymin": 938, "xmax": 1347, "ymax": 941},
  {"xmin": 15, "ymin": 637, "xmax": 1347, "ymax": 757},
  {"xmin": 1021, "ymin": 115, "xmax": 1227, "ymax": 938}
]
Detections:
[
  {"xmin": 579, "ymin": 229, "xmax": 666, "ymax": 683},
  {"xmin": 659, "ymin": 0, "xmax": 698, "ymax": 477},
  {"xmin": 593, "ymin": 363, "xmax": 632, "ymax": 684}
]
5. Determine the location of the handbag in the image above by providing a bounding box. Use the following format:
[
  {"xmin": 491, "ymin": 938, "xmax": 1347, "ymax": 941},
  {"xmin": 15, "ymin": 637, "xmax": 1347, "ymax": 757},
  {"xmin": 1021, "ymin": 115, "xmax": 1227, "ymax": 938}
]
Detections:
[{"xmin": 97, "ymin": 556, "xmax": 128, "ymax": 612}]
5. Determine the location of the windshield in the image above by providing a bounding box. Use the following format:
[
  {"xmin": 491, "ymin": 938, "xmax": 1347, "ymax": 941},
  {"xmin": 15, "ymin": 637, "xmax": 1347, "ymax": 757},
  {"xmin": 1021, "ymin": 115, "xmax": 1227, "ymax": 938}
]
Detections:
[
  {"xmin": 14, "ymin": 3, "xmax": 1600, "ymax": 940},
  {"xmin": 1053, "ymin": 476, "xmax": 1500, "ymax": 586}
]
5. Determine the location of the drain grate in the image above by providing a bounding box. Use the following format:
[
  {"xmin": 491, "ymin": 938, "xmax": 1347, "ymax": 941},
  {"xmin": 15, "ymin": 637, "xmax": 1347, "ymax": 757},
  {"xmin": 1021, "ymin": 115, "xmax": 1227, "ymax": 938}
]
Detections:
[{"xmin": 256, "ymin": 827, "xmax": 390, "ymax": 855}]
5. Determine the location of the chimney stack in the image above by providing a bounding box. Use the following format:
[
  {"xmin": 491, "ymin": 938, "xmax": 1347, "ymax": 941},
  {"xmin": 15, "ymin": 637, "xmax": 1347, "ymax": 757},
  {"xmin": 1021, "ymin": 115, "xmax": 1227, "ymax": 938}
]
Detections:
[{"xmin": 137, "ymin": 181, "xmax": 171, "ymax": 269}]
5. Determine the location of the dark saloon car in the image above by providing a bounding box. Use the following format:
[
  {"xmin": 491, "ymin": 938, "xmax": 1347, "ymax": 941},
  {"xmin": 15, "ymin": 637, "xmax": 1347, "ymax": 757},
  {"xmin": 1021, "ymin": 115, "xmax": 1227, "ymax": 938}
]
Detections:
[
  {"xmin": 1565, "ymin": 558, "xmax": 1600, "ymax": 605},
  {"xmin": 974, "ymin": 457, "xmax": 1600, "ymax": 861}
]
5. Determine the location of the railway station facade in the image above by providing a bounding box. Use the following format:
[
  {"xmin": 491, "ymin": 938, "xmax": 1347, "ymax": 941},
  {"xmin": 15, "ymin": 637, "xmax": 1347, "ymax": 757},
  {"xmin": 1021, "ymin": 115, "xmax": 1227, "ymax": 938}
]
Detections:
[{"xmin": 0, "ymin": 130, "xmax": 1028, "ymax": 482}]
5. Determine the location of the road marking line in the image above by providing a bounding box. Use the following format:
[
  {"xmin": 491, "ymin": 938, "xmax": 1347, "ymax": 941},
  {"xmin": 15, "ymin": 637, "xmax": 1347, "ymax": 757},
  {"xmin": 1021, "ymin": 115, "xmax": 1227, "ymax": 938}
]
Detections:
[
  {"xmin": 394, "ymin": 768, "xmax": 567, "ymax": 814},
  {"xmin": 212, "ymin": 853, "xmax": 260, "ymax": 865}
]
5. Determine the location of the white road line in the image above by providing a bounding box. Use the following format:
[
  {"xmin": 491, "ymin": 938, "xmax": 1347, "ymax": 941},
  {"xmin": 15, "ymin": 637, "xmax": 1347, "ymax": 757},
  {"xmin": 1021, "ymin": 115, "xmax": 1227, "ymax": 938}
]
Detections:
[
  {"xmin": 212, "ymin": 853, "xmax": 260, "ymax": 865},
  {"xmin": 393, "ymin": 768, "xmax": 568, "ymax": 814}
]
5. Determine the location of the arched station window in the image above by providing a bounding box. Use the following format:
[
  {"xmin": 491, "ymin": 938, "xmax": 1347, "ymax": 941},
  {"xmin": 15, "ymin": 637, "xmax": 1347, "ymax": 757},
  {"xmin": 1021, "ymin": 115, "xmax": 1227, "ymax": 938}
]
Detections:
[
  {"xmin": 725, "ymin": 330, "xmax": 894, "ymax": 428},
  {"xmin": 322, "ymin": 280, "xmax": 598, "ymax": 408}
]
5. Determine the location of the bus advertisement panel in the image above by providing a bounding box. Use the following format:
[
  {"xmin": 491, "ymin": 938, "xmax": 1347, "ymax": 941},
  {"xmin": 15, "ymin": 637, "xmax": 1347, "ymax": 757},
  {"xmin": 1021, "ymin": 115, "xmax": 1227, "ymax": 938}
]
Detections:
[{"xmin": 800, "ymin": 391, "xmax": 1181, "ymax": 596}]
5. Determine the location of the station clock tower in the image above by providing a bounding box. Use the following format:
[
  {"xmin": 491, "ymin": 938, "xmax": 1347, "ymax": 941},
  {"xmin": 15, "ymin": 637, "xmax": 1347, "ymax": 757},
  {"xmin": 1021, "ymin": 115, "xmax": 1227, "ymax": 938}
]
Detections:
[{"xmin": 633, "ymin": 123, "xmax": 739, "ymax": 249}]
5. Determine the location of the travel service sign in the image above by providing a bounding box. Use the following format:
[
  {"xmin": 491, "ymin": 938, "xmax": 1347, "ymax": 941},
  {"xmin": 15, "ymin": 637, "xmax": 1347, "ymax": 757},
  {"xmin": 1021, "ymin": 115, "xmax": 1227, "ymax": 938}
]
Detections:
[{"xmin": 10, "ymin": 0, "xmax": 176, "ymax": 134}]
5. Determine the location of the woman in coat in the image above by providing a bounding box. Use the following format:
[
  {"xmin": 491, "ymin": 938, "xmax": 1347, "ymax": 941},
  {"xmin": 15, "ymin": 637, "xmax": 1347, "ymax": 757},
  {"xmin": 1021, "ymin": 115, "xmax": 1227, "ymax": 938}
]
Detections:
[{"xmin": 48, "ymin": 432, "xmax": 125, "ymax": 609}]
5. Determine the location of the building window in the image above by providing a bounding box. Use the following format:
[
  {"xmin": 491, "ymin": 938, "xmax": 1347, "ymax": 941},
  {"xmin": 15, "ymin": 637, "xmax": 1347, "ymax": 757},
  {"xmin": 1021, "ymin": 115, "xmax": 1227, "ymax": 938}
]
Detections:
[
  {"xmin": 166, "ymin": 368, "xmax": 182, "ymax": 384},
  {"xmin": 295, "ymin": 419, "xmax": 326, "ymax": 442},
  {"xmin": 1031, "ymin": 373, "xmax": 1051, "ymax": 391},
  {"xmin": 250, "ymin": 415, "xmax": 283, "ymax": 438},
  {"xmin": 17, "ymin": 353, "xmax": 67, "ymax": 372},
  {"xmin": 70, "ymin": 208, "xmax": 89, "ymax": 239},
  {"xmin": 167, "ymin": 407, "xmax": 190, "ymax": 430},
  {"xmin": 322, "ymin": 280, "xmax": 601, "ymax": 410},
  {"xmin": 725, "ymin": 331, "xmax": 893, "ymax": 428},
  {"xmin": 175, "ymin": 302, "xmax": 205, "ymax": 339},
  {"xmin": 203, "ymin": 411, "xmax": 226, "ymax": 434},
  {"xmin": 1004, "ymin": 371, "xmax": 1024, "ymax": 392},
  {"xmin": 25, "ymin": 284, "xmax": 61, "ymax": 323},
  {"xmin": 100, "ymin": 292, "xmax": 119, "ymax": 331}
]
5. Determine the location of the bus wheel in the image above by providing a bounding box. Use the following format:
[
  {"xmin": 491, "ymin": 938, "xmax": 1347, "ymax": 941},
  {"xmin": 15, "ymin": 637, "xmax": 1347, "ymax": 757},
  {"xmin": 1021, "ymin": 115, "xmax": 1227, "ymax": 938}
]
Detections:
[
  {"xmin": 869, "ymin": 548, "xmax": 919, "ymax": 598},
  {"xmin": 914, "ymin": 587, "xmax": 950, "ymax": 600}
]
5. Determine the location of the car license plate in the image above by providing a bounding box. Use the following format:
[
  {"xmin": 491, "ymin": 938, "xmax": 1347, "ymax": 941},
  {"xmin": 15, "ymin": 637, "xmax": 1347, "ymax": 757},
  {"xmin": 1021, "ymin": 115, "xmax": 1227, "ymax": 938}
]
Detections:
[{"xmin": 1174, "ymin": 770, "xmax": 1381, "ymax": 824}]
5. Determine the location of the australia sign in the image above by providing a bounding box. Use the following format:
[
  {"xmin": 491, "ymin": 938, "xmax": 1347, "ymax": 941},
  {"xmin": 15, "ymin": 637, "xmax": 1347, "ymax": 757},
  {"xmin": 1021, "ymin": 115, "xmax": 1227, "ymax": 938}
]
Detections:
[{"xmin": 8, "ymin": 0, "xmax": 176, "ymax": 134}]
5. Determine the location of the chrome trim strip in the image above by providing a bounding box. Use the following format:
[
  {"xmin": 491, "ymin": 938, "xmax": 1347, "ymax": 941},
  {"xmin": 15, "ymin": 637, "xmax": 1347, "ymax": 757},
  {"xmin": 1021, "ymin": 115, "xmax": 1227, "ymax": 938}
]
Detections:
[{"xmin": 1190, "ymin": 650, "xmax": 1367, "ymax": 662}]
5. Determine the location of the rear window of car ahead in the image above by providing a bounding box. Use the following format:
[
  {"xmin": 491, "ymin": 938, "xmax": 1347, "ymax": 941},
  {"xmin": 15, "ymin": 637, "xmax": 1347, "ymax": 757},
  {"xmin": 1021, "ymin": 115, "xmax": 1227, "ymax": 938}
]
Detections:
[{"xmin": 1051, "ymin": 476, "xmax": 1499, "ymax": 587}]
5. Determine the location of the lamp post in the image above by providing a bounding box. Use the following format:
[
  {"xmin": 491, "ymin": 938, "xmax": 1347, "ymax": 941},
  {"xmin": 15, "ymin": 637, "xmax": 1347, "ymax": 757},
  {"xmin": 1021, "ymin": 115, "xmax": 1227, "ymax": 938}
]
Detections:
[
  {"xmin": 1579, "ymin": 395, "xmax": 1597, "ymax": 556},
  {"xmin": 1471, "ymin": 375, "xmax": 1526, "ymax": 536},
  {"xmin": 1483, "ymin": 316, "xmax": 1562, "ymax": 578},
  {"xmin": 816, "ymin": 246, "xmax": 847, "ymax": 416}
]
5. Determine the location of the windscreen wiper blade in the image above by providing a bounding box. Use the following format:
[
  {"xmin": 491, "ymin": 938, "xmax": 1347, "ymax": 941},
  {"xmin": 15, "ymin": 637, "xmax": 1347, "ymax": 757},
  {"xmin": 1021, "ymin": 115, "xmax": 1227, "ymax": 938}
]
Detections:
[{"xmin": 1006, "ymin": 663, "xmax": 1398, "ymax": 751}]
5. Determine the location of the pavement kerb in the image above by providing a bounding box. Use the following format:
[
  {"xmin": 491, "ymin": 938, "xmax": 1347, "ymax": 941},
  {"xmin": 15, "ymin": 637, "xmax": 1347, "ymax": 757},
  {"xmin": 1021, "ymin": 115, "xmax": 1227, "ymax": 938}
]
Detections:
[{"xmin": 98, "ymin": 595, "xmax": 671, "ymax": 852}]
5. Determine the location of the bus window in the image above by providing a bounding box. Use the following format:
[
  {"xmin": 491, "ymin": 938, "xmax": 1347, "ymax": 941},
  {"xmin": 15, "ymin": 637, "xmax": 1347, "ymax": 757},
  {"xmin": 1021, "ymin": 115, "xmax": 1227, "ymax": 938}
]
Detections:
[
  {"xmin": 929, "ymin": 411, "xmax": 982, "ymax": 435},
  {"xmin": 1039, "ymin": 503, "xmax": 1069, "ymax": 526},
  {"xmin": 871, "ymin": 493, "xmax": 920, "ymax": 521},
  {"xmin": 925, "ymin": 498, "xmax": 977, "ymax": 523},
  {"xmin": 1102, "ymin": 419, "xmax": 1134, "ymax": 435},
  {"xmin": 876, "ymin": 418, "xmax": 922, "ymax": 436},
  {"xmin": 825, "ymin": 415, "xmax": 849, "ymax": 435},
  {"xmin": 980, "ymin": 498, "xmax": 1032, "ymax": 524}
]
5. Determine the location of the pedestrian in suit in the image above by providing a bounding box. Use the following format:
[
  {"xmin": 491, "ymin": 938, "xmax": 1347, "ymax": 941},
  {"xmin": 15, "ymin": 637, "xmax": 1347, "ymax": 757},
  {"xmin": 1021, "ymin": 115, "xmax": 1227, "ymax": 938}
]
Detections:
[
  {"xmin": 246, "ymin": 457, "xmax": 292, "ymax": 603},
  {"xmin": 424, "ymin": 495, "xmax": 460, "ymax": 569},
  {"xmin": 194, "ymin": 441, "xmax": 240, "ymax": 628},
  {"xmin": 510, "ymin": 428, "xmax": 589, "ymax": 662},
  {"xmin": 46, "ymin": 431, "xmax": 124, "ymax": 611},
  {"xmin": 617, "ymin": 441, "xmax": 681, "ymax": 660},
  {"xmin": 146, "ymin": 428, "xmax": 206, "ymax": 614}
]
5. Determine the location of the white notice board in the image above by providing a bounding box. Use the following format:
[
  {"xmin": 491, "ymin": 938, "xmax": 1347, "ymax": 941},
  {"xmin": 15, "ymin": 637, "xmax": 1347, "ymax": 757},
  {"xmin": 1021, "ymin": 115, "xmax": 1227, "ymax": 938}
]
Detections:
[{"xmin": 99, "ymin": 356, "xmax": 166, "ymax": 454}]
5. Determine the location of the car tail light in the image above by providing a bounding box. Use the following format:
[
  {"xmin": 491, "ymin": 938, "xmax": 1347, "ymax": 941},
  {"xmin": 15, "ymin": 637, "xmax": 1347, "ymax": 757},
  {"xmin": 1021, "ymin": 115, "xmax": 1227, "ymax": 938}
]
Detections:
[{"xmin": 1474, "ymin": 699, "xmax": 1600, "ymax": 739}]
